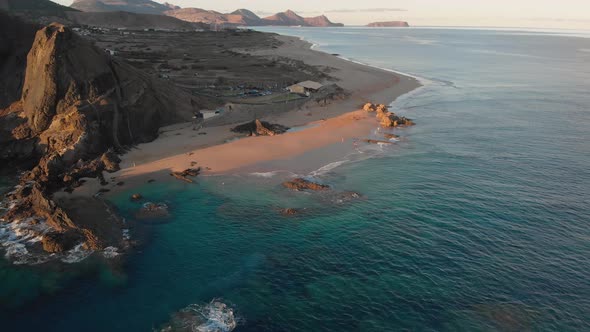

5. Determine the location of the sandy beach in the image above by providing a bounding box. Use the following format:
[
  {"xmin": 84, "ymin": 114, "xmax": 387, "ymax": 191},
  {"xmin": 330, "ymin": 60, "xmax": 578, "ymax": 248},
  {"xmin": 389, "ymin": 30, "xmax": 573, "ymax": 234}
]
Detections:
[{"xmin": 61, "ymin": 34, "xmax": 421, "ymax": 198}]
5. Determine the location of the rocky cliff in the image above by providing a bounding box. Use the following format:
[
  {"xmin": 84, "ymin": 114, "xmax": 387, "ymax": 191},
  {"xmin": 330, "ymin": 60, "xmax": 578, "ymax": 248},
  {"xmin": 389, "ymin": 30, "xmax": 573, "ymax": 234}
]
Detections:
[
  {"xmin": 0, "ymin": 20, "xmax": 203, "ymax": 264},
  {"xmin": 263, "ymin": 10, "xmax": 343, "ymax": 27}
]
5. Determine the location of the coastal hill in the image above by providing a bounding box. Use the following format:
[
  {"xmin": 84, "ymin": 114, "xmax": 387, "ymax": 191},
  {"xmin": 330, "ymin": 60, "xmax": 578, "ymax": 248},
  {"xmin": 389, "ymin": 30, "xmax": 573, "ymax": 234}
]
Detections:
[
  {"xmin": 0, "ymin": 0, "xmax": 78, "ymax": 20},
  {"xmin": 367, "ymin": 21, "xmax": 410, "ymax": 27},
  {"xmin": 263, "ymin": 10, "xmax": 344, "ymax": 27}
]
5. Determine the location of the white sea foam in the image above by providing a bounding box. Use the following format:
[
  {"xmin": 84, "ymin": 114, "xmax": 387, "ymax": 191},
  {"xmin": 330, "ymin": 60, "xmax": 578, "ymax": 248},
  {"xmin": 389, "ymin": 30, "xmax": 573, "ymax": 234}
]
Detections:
[
  {"xmin": 469, "ymin": 49, "xmax": 546, "ymax": 59},
  {"xmin": 310, "ymin": 159, "xmax": 349, "ymax": 177},
  {"xmin": 404, "ymin": 35, "xmax": 438, "ymax": 45},
  {"xmin": 159, "ymin": 300, "xmax": 237, "ymax": 332},
  {"xmin": 122, "ymin": 229, "xmax": 131, "ymax": 240},
  {"xmin": 61, "ymin": 243, "xmax": 93, "ymax": 264},
  {"xmin": 249, "ymin": 171, "xmax": 279, "ymax": 178},
  {"xmin": 103, "ymin": 246, "xmax": 120, "ymax": 258}
]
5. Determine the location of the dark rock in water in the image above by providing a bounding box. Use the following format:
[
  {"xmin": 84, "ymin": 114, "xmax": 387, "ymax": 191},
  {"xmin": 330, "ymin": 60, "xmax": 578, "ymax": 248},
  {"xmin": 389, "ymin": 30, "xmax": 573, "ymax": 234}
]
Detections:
[
  {"xmin": 41, "ymin": 231, "xmax": 80, "ymax": 253},
  {"xmin": 147, "ymin": 179, "xmax": 156, "ymax": 183},
  {"xmin": 116, "ymin": 181, "xmax": 125, "ymax": 186},
  {"xmin": 135, "ymin": 202, "xmax": 169, "ymax": 219},
  {"xmin": 283, "ymin": 178, "xmax": 330, "ymax": 191},
  {"xmin": 280, "ymin": 208, "xmax": 300, "ymax": 216},
  {"xmin": 330, "ymin": 191, "xmax": 363, "ymax": 204},
  {"xmin": 363, "ymin": 139, "xmax": 393, "ymax": 145},
  {"xmin": 383, "ymin": 133, "xmax": 399, "ymax": 140},
  {"xmin": 231, "ymin": 119, "xmax": 289, "ymax": 136},
  {"xmin": 171, "ymin": 167, "xmax": 201, "ymax": 183},
  {"xmin": 131, "ymin": 193, "xmax": 143, "ymax": 201}
]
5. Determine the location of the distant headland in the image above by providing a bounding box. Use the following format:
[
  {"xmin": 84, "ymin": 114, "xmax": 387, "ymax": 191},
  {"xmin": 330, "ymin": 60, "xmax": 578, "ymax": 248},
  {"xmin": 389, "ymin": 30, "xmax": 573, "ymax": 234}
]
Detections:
[{"xmin": 367, "ymin": 21, "xmax": 410, "ymax": 28}]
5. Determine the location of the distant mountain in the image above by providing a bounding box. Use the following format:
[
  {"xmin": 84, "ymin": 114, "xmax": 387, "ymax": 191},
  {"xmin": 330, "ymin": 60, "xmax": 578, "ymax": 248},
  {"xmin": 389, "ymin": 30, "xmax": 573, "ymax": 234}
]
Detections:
[
  {"xmin": 71, "ymin": 0, "xmax": 171, "ymax": 15},
  {"xmin": 0, "ymin": 0, "xmax": 78, "ymax": 18},
  {"xmin": 68, "ymin": 2, "xmax": 344, "ymax": 28},
  {"xmin": 165, "ymin": 8, "xmax": 343, "ymax": 27},
  {"xmin": 304, "ymin": 15, "xmax": 344, "ymax": 27},
  {"xmin": 263, "ymin": 10, "xmax": 304, "ymax": 26},
  {"xmin": 367, "ymin": 21, "xmax": 410, "ymax": 27},
  {"xmin": 226, "ymin": 9, "xmax": 263, "ymax": 26}
]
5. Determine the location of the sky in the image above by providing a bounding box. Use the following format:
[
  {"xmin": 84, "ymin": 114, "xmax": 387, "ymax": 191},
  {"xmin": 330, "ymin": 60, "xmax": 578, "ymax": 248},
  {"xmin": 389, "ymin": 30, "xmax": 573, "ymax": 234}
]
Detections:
[{"xmin": 55, "ymin": 0, "xmax": 590, "ymax": 29}]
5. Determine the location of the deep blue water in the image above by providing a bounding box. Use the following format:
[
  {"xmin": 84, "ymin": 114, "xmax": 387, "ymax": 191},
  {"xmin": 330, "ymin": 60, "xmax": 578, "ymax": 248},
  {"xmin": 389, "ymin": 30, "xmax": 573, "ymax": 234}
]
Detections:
[{"xmin": 2, "ymin": 27, "xmax": 590, "ymax": 331}]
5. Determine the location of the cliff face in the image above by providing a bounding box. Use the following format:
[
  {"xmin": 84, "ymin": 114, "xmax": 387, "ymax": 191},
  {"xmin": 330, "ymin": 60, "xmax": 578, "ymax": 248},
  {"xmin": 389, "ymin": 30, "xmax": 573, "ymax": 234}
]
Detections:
[
  {"xmin": 263, "ymin": 10, "xmax": 343, "ymax": 27},
  {"xmin": 367, "ymin": 21, "xmax": 410, "ymax": 27},
  {"xmin": 0, "ymin": 21, "xmax": 201, "ymax": 263}
]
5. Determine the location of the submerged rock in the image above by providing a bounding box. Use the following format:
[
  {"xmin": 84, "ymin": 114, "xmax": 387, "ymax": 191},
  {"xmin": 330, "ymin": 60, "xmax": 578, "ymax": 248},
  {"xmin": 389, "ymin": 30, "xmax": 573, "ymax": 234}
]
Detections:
[
  {"xmin": 131, "ymin": 193, "xmax": 143, "ymax": 201},
  {"xmin": 330, "ymin": 191, "xmax": 363, "ymax": 204},
  {"xmin": 363, "ymin": 139, "xmax": 393, "ymax": 145},
  {"xmin": 282, "ymin": 178, "xmax": 330, "ymax": 191},
  {"xmin": 280, "ymin": 208, "xmax": 300, "ymax": 216},
  {"xmin": 383, "ymin": 133, "xmax": 399, "ymax": 140},
  {"xmin": 135, "ymin": 202, "xmax": 169, "ymax": 219}
]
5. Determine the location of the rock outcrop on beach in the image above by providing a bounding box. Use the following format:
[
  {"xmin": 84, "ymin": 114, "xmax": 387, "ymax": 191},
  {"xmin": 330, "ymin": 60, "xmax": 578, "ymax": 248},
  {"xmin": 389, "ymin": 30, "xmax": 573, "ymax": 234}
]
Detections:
[
  {"xmin": 231, "ymin": 120, "xmax": 289, "ymax": 136},
  {"xmin": 170, "ymin": 168, "xmax": 201, "ymax": 183},
  {"xmin": 363, "ymin": 102, "xmax": 415, "ymax": 128},
  {"xmin": 0, "ymin": 19, "xmax": 203, "ymax": 263},
  {"xmin": 367, "ymin": 21, "xmax": 410, "ymax": 27}
]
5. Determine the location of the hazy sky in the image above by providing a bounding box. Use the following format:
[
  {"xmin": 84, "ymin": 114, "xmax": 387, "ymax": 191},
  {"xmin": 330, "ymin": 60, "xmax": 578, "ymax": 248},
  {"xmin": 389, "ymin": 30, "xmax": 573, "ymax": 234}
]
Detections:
[{"xmin": 55, "ymin": 0, "xmax": 590, "ymax": 29}]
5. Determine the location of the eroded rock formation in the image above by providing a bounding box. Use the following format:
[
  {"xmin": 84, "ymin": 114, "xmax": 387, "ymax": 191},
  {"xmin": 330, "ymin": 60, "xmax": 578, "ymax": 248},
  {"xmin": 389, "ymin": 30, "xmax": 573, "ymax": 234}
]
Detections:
[
  {"xmin": 0, "ymin": 20, "xmax": 202, "ymax": 263},
  {"xmin": 363, "ymin": 102, "xmax": 415, "ymax": 128}
]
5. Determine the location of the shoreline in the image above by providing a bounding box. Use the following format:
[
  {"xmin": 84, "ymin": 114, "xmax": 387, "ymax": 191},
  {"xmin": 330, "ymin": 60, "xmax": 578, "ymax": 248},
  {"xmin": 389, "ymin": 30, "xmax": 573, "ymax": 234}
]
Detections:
[{"xmin": 57, "ymin": 33, "xmax": 422, "ymax": 199}]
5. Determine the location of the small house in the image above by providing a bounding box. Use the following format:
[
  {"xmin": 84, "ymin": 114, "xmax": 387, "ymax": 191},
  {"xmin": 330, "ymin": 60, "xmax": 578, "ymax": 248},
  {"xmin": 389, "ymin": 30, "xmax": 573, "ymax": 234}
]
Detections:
[{"xmin": 287, "ymin": 81, "xmax": 323, "ymax": 95}]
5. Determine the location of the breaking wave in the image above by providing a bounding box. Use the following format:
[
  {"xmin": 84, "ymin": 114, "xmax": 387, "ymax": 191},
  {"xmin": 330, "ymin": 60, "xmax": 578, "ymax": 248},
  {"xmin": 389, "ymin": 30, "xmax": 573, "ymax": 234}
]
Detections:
[
  {"xmin": 310, "ymin": 159, "xmax": 350, "ymax": 177},
  {"xmin": 158, "ymin": 300, "xmax": 238, "ymax": 332},
  {"xmin": 249, "ymin": 171, "xmax": 280, "ymax": 178}
]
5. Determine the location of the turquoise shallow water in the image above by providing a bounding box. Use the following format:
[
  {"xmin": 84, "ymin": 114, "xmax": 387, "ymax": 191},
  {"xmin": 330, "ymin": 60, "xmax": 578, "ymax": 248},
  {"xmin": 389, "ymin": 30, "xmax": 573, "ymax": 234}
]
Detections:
[{"xmin": 2, "ymin": 27, "xmax": 590, "ymax": 331}]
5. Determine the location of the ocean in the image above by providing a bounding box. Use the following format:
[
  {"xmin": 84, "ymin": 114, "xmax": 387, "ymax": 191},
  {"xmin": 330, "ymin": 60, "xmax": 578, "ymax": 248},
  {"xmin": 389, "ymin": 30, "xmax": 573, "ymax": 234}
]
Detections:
[{"xmin": 1, "ymin": 27, "xmax": 590, "ymax": 331}]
